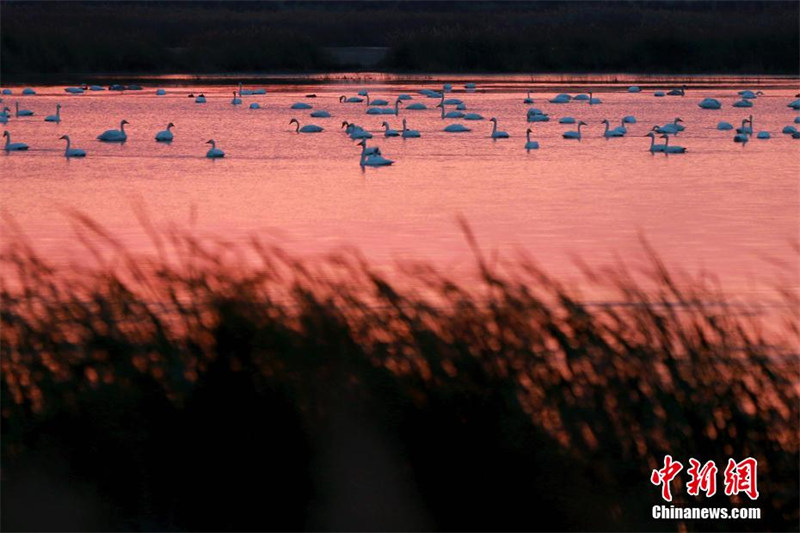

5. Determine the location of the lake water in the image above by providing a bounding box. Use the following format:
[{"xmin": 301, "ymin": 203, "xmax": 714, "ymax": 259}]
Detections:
[{"xmin": 1, "ymin": 75, "xmax": 798, "ymax": 301}]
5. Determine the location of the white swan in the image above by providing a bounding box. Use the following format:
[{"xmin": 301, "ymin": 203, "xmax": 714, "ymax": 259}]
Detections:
[
  {"xmin": 717, "ymin": 121, "xmax": 734, "ymax": 130},
  {"xmin": 661, "ymin": 134, "xmax": 686, "ymax": 153},
  {"xmin": 523, "ymin": 90, "xmax": 534, "ymax": 104},
  {"xmin": 97, "ymin": 120, "xmax": 128, "ymax": 142},
  {"xmin": 44, "ymin": 104, "xmax": 62, "ymax": 123},
  {"xmin": 489, "ymin": 117, "xmax": 509, "ymax": 138},
  {"xmin": 654, "ymin": 91, "xmax": 666, "ymax": 97},
  {"xmin": 238, "ymin": 83, "xmax": 253, "ymax": 96},
  {"xmin": 787, "ymin": 98, "xmax": 800, "ymax": 110},
  {"xmin": 195, "ymin": 94, "xmax": 206, "ymax": 103},
  {"xmin": 22, "ymin": 88, "xmax": 36, "ymax": 95},
  {"xmin": 440, "ymin": 103, "xmax": 464, "ymax": 119},
  {"xmin": 15, "ymin": 102, "xmax": 33, "ymax": 117},
  {"xmin": 64, "ymin": 87, "xmax": 84, "ymax": 94},
  {"xmin": 667, "ymin": 85, "xmax": 687, "ymax": 96},
  {"xmin": 654, "ymin": 118, "xmax": 684, "ymax": 134},
  {"xmin": 628, "ymin": 86, "xmax": 641, "ymax": 93},
  {"xmin": 601, "ymin": 119, "xmax": 624, "ymax": 138},
  {"xmin": 342, "ymin": 121, "xmax": 373, "ymax": 139},
  {"xmin": 549, "ymin": 93, "xmax": 571, "ymax": 104},
  {"xmin": 732, "ymin": 99, "xmax": 753, "ymax": 108},
  {"xmin": 738, "ymin": 90, "xmax": 763, "ymax": 99},
  {"xmin": 464, "ymin": 112, "xmax": 484, "ymax": 120},
  {"xmin": 311, "ymin": 110, "xmax": 331, "ymax": 118},
  {"xmin": 382, "ymin": 121, "xmax": 399, "ymax": 137},
  {"xmin": 563, "ymin": 121, "xmax": 587, "ymax": 139},
  {"xmin": 756, "ymin": 131, "xmax": 770, "ymax": 139},
  {"xmin": 0, "ymin": 107, "xmax": 9, "ymax": 124},
  {"xmin": 60, "ymin": 135, "xmax": 86, "ymax": 157},
  {"xmin": 156, "ymin": 88, "xmax": 166, "ymax": 96},
  {"xmin": 291, "ymin": 102, "xmax": 312, "ymax": 109},
  {"xmin": 645, "ymin": 132, "xmax": 666, "ymax": 153},
  {"xmin": 366, "ymin": 95, "xmax": 390, "ymax": 106},
  {"xmin": 289, "ymin": 118, "xmax": 323, "ymax": 133},
  {"xmin": 736, "ymin": 116, "xmax": 753, "ymax": 134},
  {"xmin": 588, "ymin": 91, "xmax": 602, "ymax": 105},
  {"xmin": 155, "ymin": 123, "xmax": 175, "ymax": 142},
  {"xmin": 524, "ymin": 128, "xmax": 539, "ymax": 150},
  {"xmin": 249, "ymin": 103, "xmax": 260, "ymax": 109},
  {"xmin": 367, "ymin": 100, "xmax": 399, "ymax": 115},
  {"xmin": 559, "ymin": 117, "xmax": 576, "ymax": 124},
  {"xmin": 358, "ymin": 139, "xmax": 393, "ymax": 167},
  {"xmin": 698, "ymin": 98, "xmax": 722, "ymax": 109},
  {"xmin": 612, "ymin": 119, "xmax": 628, "ymax": 135},
  {"xmin": 3, "ymin": 131, "xmax": 28, "ymax": 151},
  {"xmin": 231, "ymin": 91, "xmax": 242, "ymax": 105},
  {"xmin": 340, "ymin": 95, "xmax": 364, "ymax": 103},
  {"xmin": 444, "ymin": 123, "xmax": 470, "ymax": 133},
  {"xmin": 401, "ymin": 119, "xmax": 420, "ymax": 138},
  {"xmin": 622, "ymin": 115, "xmax": 636, "ymax": 124},
  {"xmin": 405, "ymin": 102, "xmax": 427, "ymax": 110},
  {"xmin": 205, "ymin": 139, "xmax": 224, "ymax": 158}
]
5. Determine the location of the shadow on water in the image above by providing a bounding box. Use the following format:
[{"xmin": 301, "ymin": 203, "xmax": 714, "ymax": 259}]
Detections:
[{"xmin": 1, "ymin": 215, "xmax": 798, "ymax": 531}]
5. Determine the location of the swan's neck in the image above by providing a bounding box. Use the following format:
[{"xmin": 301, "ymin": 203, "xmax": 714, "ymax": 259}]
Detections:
[
  {"xmin": 526, "ymin": 130, "xmax": 531, "ymax": 143},
  {"xmin": 64, "ymin": 137, "xmax": 71, "ymax": 151},
  {"xmin": 4, "ymin": 134, "xmax": 9, "ymax": 147},
  {"xmin": 577, "ymin": 123, "xmax": 583, "ymax": 133},
  {"xmin": 441, "ymin": 105, "xmax": 445, "ymax": 120},
  {"xmin": 366, "ymin": 95, "xmax": 370, "ymax": 105},
  {"xmin": 119, "ymin": 121, "xmax": 126, "ymax": 133},
  {"xmin": 210, "ymin": 141, "xmax": 216, "ymax": 149},
  {"xmin": 167, "ymin": 124, "xmax": 173, "ymax": 131},
  {"xmin": 294, "ymin": 122, "xmax": 300, "ymax": 133},
  {"xmin": 603, "ymin": 122, "xmax": 609, "ymax": 134},
  {"xmin": 395, "ymin": 100, "xmax": 399, "ymax": 114},
  {"xmin": 402, "ymin": 120, "xmax": 407, "ymax": 131},
  {"xmin": 649, "ymin": 135, "xmax": 654, "ymax": 149},
  {"xmin": 492, "ymin": 121, "xmax": 497, "ymax": 135},
  {"xmin": 663, "ymin": 136, "xmax": 670, "ymax": 146},
  {"xmin": 56, "ymin": 106, "xmax": 61, "ymax": 117}
]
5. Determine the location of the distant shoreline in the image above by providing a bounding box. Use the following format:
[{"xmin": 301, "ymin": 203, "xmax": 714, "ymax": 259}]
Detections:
[
  {"xmin": 3, "ymin": 72, "xmax": 799, "ymax": 88},
  {"xmin": 4, "ymin": 2, "xmax": 797, "ymax": 82}
]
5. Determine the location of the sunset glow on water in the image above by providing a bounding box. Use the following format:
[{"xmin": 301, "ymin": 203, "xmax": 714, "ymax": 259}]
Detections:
[{"xmin": 2, "ymin": 77, "xmax": 798, "ymax": 299}]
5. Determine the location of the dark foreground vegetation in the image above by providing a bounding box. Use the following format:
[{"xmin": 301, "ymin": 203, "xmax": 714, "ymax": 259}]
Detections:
[
  {"xmin": 1, "ymin": 219, "xmax": 798, "ymax": 531},
  {"xmin": 2, "ymin": 1, "xmax": 799, "ymax": 79}
]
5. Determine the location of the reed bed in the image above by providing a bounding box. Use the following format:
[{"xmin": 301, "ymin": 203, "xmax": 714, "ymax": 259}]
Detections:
[{"xmin": 1, "ymin": 218, "xmax": 798, "ymax": 531}]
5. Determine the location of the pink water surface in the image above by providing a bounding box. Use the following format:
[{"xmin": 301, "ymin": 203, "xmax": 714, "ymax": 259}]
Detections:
[{"xmin": 1, "ymin": 76, "xmax": 798, "ymax": 300}]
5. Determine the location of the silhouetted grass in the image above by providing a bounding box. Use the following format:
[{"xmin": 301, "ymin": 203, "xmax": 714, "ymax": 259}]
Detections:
[
  {"xmin": 2, "ymin": 1, "xmax": 798, "ymax": 78},
  {"xmin": 1, "ymin": 217, "xmax": 798, "ymax": 531}
]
